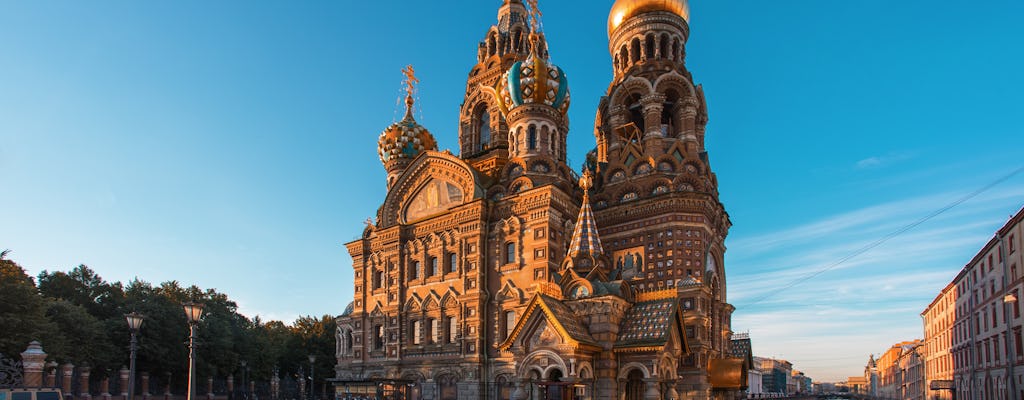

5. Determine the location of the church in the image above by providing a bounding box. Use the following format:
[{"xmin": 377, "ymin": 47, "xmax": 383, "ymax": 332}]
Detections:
[{"xmin": 334, "ymin": 1, "xmax": 744, "ymax": 399}]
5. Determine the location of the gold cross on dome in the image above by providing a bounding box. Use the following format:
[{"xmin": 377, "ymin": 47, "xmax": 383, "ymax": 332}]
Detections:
[
  {"xmin": 579, "ymin": 169, "xmax": 593, "ymax": 192},
  {"xmin": 526, "ymin": 0, "xmax": 542, "ymax": 33},
  {"xmin": 401, "ymin": 65, "xmax": 418, "ymax": 98}
]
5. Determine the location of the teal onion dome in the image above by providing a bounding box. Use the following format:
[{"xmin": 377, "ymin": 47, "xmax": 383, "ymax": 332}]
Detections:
[{"xmin": 497, "ymin": 33, "xmax": 570, "ymax": 118}]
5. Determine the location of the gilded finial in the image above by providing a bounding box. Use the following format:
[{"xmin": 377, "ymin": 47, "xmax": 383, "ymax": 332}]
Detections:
[
  {"xmin": 402, "ymin": 65, "xmax": 418, "ymax": 99},
  {"xmin": 579, "ymin": 169, "xmax": 593, "ymax": 192},
  {"xmin": 525, "ymin": 0, "xmax": 542, "ymax": 35},
  {"xmin": 401, "ymin": 65, "xmax": 418, "ymax": 117}
]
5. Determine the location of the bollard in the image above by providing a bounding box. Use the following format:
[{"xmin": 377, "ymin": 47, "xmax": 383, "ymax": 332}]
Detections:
[{"xmin": 20, "ymin": 341, "xmax": 47, "ymax": 388}]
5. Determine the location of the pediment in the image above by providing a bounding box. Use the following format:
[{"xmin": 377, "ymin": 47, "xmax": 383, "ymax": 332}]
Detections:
[
  {"xmin": 403, "ymin": 178, "xmax": 465, "ymax": 222},
  {"xmin": 379, "ymin": 151, "xmax": 483, "ymax": 227},
  {"xmin": 499, "ymin": 294, "xmax": 597, "ymax": 352}
]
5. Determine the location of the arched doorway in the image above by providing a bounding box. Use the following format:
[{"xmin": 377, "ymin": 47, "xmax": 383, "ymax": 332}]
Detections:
[
  {"xmin": 437, "ymin": 374, "xmax": 458, "ymax": 400},
  {"xmin": 624, "ymin": 369, "xmax": 644, "ymax": 400},
  {"xmin": 495, "ymin": 374, "xmax": 513, "ymax": 400},
  {"xmin": 529, "ymin": 370, "xmax": 542, "ymax": 400},
  {"xmin": 544, "ymin": 369, "xmax": 564, "ymax": 400}
]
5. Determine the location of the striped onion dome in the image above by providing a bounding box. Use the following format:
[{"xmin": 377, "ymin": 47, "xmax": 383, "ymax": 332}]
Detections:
[{"xmin": 377, "ymin": 95, "xmax": 438, "ymax": 164}]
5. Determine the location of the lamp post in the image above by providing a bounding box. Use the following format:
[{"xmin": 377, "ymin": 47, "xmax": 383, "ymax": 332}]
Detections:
[
  {"xmin": 240, "ymin": 360, "xmax": 247, "ymax": 400},
  {"xmin": 1005, "ymin": 293, "xmax": 1018, "ymax": 400},
  {"xmin": 125, "ymin": 312, "xmax": 145, "ymax": 400},
  {"xmin": 183, "ymin": 302, "xmax": 205, "ymax": 400},
  {"xmin": 307, "ymin": 355, "xmax": 316, "ymax": 400}
]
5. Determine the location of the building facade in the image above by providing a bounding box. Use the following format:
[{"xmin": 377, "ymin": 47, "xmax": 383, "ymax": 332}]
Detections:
[
  {"xmin": 949, "ymin": 206, "xmax": 1024, "ymax": 400},
  {"xmin": 896, "ymin": 343, "xmax": 926, "ymax": 400},
  {"xmin": 334, "ymin": 1, "xmax": 741, "ymax": 399},
  {"xmin": 757, "ymin": 358, "xmax": 791, "ymax": 397},
  {"xmin": 922, "ymin": 282, "xmax": 956, "ymax": 400},
  {"xmin": 875, "ymin": 340, "xmax": 924, "ymax": 400}
]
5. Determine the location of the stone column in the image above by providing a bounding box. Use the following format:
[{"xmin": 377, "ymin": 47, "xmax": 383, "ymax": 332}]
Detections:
[
  {"xmin": 665, "ymin": 380, "xmax": 679, "ymax": 400},
  {"xmin": 60, "ymin": 363, "xmax": 74, "ymax": 399},
  {"xmin": 163, "ymin": 372, "xmax": 172, "ymax": 400},
  {"xmin": 270, "ymin": 372, "xmax": 280, "ymax": 400},
  {"xmin": 510, "ymin": 378, "xmax": 530, "ymax": 400},
  {"xmin": 643, "ymin": 378, "xmax": 661, "ymax": 400},
  {"xmin": 79, "ymin": 365, "xmax": 92, "ymax": 400},
  {"xmin": 119, "ymin": 367, "xmax": 130, "ymax": 399},
  {"xmin": 641, "ymin": 94, "xmax": 666, "ymax": 139},
  {"xmin": 140, "ymin": 372, "xmax": 150, "ymax": 400},
  {"xmin": 46, "ymin": 361, "xmax": 59, "ymax": 388},
  {"xmin": 101, "ymin": 378, "xmax": 111, "ymax": 400},
  {"xmin": 20, "ymin": 341, "xmax": 47, "ymax": 388}
]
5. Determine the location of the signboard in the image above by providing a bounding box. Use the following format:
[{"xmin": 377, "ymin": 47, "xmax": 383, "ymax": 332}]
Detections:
[{"xmin": 930, "ymin": 380, "xmax": 955, "ymax": 390}]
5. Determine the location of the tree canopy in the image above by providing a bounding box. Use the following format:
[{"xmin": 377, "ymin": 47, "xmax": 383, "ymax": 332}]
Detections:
[{"xmin": 0, "ymin": 251, "xmax": 335, "ymax": 390}]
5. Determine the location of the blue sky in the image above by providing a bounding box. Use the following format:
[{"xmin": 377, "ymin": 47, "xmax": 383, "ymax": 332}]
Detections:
[{"xmin": 1, "ymin": 1, "xmax": 1022, "ymax": 382}]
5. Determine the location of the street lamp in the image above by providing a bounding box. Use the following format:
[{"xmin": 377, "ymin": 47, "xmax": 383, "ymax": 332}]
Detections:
[
  {"xmin": 125, "ymin": 312, "xmax": 145, "ymax": 400},
  {"xmin": 308, "ymin": 355, "xmax": 316, "ymax": 400},
  {"xmin": 240, "ymin": 360, "xmax": 248, "ymax": 400},
  {"xmin": 183, "ymin": 302, "xmax": 204, "ymax": 400},
  {"xmin": 1005, "ymin": 293, "xmax": 1018, "ymax": 400}
]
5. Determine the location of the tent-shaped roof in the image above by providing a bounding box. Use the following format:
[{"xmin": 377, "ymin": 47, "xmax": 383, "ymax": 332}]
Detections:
[{"xmin": 615, "ymin": 296, "xmax": 686, "ymax": 350}]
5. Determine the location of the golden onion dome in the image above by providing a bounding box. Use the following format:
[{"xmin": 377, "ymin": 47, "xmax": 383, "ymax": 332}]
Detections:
[
  {"xmin": 608, "ymin": 0, "xmax": 690, "ymax": 36},
  {"xmin": 377, "ymin": 95, "xmax": 438, "ymax": 164}
]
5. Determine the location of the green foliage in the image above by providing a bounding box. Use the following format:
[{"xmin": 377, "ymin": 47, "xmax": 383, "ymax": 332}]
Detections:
[
  {"xmin": 0, "ymin": 257, "xmax": 57, "ymax": 357},
  {"xmin": 0, "ymin": 251, "xmax": 337, "ymax": 390}
]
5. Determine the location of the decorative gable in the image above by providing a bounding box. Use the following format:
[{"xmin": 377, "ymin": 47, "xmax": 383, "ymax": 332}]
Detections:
[{"xmin": 499, "ymin": 294, "xmax": 598, "ymax": 352}]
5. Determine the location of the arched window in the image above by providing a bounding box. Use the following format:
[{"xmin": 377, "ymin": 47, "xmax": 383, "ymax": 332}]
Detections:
[
  {"xmin": 428, "ymin": 319, "xmax": 440, "ymax": 343},
  {"xmin": 429, "ymin": 257, "xmax": 438, "ymax": 277},
  {"xmin": 627, "ymin": 93, "xmax": 645, "ymax": 133},
  {"xmin": 448, "ymin": 317, "xmax": 458, "ymax": 343},
  {"xmin": 409, "ymin": 261, "xmax": 420, "ymax": 280},
  {"xmin": 527, "ymin": 126, "xmax": 537, "ymax": 150},
  {"xmin": 372, "ymin": 269, "xmax": 383, "ymax": 289},
  {"xmin": 412, "ymin": 320, "xmax": 422, "ymax": 345},
  {"xmin": 345, "ymin": 330, "xmax": 353, "ymax": 354},
  {"xmin": 479, "ymin": 110, "xmax": 491, "ymax": 150},
  {"xmin": 448, "ymin": 253, "xmax": 458, "ymax": 273},
  {"xmin": 504, "ymin": 311, "xmax": 516, "ymax": 339},
  {"xmin": 374, "ymin": 325, "xmax": 385, "ymax": 350},
  {"xmin": 505, "ymin": 242, "xmax": 516, "ymax": 264}
]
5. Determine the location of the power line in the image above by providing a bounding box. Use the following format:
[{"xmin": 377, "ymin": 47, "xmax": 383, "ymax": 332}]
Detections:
[{"xmin": 743, "ymin": 165, "xmax": 1024, "ymax": 306}]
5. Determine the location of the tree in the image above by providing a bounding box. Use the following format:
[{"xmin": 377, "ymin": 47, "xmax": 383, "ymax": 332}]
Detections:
[
  {"xmin": 38, "ymin": 265, "xmax": 125, "ymax": 320},
  {"xmin": 0, "ymin": 254, "xmax": 58, "ymax": 358},
  {"xmin": 42, "ymin": 299, "xmax": 119, "ymax": 370},
  {"xmin": 290, "ymin": 315, "xmax": 336, "ymax": 394}
]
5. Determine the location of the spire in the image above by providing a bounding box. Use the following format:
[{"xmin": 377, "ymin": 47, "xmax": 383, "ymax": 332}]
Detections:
[{"xmin": 567, "ymin": 170, "xmax": 604, "ymax": 258}]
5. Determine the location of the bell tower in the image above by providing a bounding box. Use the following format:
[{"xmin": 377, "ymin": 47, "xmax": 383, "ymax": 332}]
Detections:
[
  {"xmin": 591, "ymin": 1, "xmax": 734, "ymax": 398},
  {"xmin": 457, "ymin": 0, "xmax": 533, "ymax": 178},
  {"xmin": 599, "ymin": 0, "xmax": 706, "ymax": 161}
]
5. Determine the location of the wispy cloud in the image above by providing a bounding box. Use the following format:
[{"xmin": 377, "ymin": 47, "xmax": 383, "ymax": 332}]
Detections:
[
  {"xmin": 854, "ymin": 151, "xmax": 915, "ymax": 170},
  {"xmin": 727, "ymin": 182, "xmax": 1024, "ymax": 381}
]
